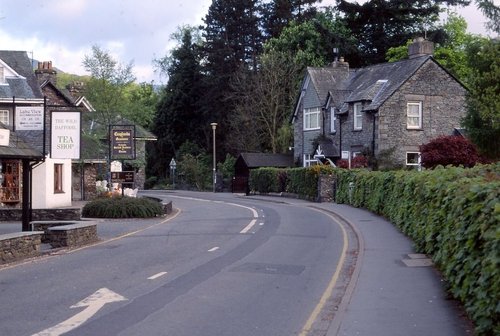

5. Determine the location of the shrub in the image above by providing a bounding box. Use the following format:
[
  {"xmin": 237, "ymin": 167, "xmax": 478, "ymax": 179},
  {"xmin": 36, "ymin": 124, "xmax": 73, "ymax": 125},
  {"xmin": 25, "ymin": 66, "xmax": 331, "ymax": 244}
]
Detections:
[
  {"xmin": 420, "ymin": 135, "xmax": 480, "ymax": 169},
  {"xmin": 82, "ymin": 197, "xmax": 163, "ymax": 218},
  {"xmin": 336, "ymin": 156, "xmax": 368, "ymax": 169}
]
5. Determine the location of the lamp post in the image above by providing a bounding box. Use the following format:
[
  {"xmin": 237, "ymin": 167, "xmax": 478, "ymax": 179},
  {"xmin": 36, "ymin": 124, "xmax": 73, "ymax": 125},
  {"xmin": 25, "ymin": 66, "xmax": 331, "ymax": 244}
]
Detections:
[
  {"xmin": 210, "ymin": 122, "xmax": 217, "ymax": 193},
  {"xmin": 169, "ymin": 158, "xmax": 176, "ymax": 189}
]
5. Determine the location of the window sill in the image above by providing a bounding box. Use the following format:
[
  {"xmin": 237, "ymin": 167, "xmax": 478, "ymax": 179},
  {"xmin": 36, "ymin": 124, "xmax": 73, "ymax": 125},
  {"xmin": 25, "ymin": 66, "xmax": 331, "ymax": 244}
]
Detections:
[
  {"xmin": 54, "ymin": 191, "xmax": 65, "ymax": 194},
  {"xmin": 304, "ymin": 128, "xmax": 321, "ymax": 132},
  {"xmin": 406, "ymin": 127, "xmax": 423, "ymax": 131},
  {"xmin": 352, "ymin": 128, "xmax": 363, "ymax": 132}
]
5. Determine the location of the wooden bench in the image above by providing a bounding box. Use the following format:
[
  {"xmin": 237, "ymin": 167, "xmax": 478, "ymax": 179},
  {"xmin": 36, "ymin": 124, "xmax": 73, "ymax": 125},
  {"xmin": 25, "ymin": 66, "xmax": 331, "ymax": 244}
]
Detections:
[
  {"xmin": 47, "ymin": 222, "xmax": 98, "ymax": 248},
  {"xmin": 0, "ymin": 232, "xmax": 43, "ymax": 265}
]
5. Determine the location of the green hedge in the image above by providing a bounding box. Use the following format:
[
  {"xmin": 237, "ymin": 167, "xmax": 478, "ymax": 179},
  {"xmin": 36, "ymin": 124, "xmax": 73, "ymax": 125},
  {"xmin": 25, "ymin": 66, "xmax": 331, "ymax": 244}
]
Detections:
[
  {"xmin": 336, "ymin": 164, "xmax": 500, "ymax": 335},
  {"xmin": 249, "ymin": 163, "xmax": 499, "ymax": 335},
  {"xmin": 82, "ymin": 196, "xmax": 164, "ymax": 218}
]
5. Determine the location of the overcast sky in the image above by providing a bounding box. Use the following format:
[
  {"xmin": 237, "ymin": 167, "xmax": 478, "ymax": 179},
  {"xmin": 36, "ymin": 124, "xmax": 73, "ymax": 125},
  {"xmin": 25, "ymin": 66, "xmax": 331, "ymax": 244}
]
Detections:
[{"xmin": 0, "ymin": 0, "xmax": 494, "ymax": 84}]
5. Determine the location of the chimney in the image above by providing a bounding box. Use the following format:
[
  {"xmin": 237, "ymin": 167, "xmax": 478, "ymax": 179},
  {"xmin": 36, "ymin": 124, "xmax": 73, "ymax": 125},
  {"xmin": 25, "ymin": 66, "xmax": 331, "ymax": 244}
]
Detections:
[
  {"xmin": 408, "ymin": 37, "xmax": 434, "ymax": 59},
  {"xmin": 35, "ymin": 61, "xmax": 57, "ymax": 85}
]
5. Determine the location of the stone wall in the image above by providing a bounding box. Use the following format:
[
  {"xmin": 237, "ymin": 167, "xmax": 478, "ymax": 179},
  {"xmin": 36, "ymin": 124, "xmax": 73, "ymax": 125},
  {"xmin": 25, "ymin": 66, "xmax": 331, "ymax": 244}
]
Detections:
[
  {"xmin": 318, "ymin": 174, "xmax": 336, "ymax": 202},
  {"xmin": 0, "ymin": 208, "xmax": 81, "ymax": 221},
  {"xmin": 48, "ymin": 223, "xmax": 98, "ymax": 248},
  {"xmin": 0, "ymin": 232, "xmax": 43, "ymax": 264},
  {"xmin": 377, "ymin": 60, "xmax": 467, "ymax": 166}
]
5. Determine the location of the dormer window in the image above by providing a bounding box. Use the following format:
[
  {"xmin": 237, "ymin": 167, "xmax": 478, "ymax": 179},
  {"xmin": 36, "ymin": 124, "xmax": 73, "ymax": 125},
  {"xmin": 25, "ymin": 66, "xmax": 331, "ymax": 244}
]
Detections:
[{"xmin": 353, "ymin": 102, "xmax": 363, "ymax": 130}]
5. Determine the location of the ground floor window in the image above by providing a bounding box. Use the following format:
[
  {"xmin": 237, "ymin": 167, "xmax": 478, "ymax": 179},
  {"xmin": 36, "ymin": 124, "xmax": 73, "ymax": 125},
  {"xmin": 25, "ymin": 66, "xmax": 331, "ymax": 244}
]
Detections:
[
  {"xmin": 406, "ymin": 152, "xmax": 421, "ymax": 170},
  {"xmin": 54, "ymin": 163, "xmax": 64, "ymax": 193}
]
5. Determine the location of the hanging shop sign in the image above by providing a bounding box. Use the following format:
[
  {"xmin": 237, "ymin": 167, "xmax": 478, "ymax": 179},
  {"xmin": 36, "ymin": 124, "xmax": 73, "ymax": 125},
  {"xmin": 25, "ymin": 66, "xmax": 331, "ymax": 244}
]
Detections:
[
  {"xmin": 51, "ymin": 111, "xmax": 81, "ymax": 159},
  {"xmin": 15, "ymin": 106, "xmax": 44, "ymax": 130},
  {"xmin": 110, "ymin": 125, "xmax": 136, "ymax": 160}
]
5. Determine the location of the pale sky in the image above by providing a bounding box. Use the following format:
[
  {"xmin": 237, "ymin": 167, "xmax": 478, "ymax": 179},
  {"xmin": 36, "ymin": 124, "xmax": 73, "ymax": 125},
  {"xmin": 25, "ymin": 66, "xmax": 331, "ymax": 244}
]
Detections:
[{"xmin": 0, "ymin": 0, "xmax": 495, "ymax": 83}]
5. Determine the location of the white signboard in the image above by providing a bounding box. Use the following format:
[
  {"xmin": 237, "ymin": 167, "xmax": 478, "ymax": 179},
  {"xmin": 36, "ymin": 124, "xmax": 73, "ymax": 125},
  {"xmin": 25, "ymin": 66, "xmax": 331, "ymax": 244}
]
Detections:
[
  {"xmin": 15, "ymin": 106, "xmax": 44, "ymax": 130},
  {"xmin": 51, "ymin": 111, "xmax": 81, "ymax": 159},
  {"xmin": 0, "ymin": 129, "xmax": 10, "ymax": 146},
  {"xmin": 341, "ymin": 151, "xmax": 350, "ymax": 159}
]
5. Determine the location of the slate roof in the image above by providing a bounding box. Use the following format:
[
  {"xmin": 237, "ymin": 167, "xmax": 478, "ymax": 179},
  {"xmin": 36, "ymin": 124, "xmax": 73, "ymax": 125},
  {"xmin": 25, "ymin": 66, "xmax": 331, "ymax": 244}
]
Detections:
[
  {"xmin": 0, "ymin": 50, "xmax": 43, "ymax": 99},
  {"xmin": 0, "ymin": 123, "xmax": 43, "ymax": 159},
  {"xmin": 304, "ymin": 55, "xmax": 433, "ymax": 114},
  {"xmin": 238, "ymin": 153, "xmax": 293, "ymax": 168}
]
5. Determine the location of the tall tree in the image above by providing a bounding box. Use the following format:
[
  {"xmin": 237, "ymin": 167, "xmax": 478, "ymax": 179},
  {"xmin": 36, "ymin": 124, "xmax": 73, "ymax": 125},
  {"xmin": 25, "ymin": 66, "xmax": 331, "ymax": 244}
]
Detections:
[
  {"xmin": 386, "ymin": 12, "xmax": 476, "ymax": 82},
  {"xmin": 261, "ymin": 0, "xmax": 320, "ymax": 39},
  {"xmin": 335, "ymin": 0, "xmax": 471, "ymax": 67},
  {"xmin": 265, "ymin": 10, "xmax": 356, "ymax": 71},
  {"xmin": 201, "ymin": 0, "xmax": 263, "ymax": 155},
  {"xmin": 475, "ymin": 0, "xmax": 500, "ymax": 33},
  {"xmin": 147, "ymin": 27, "xmax": 206, "ymax": 178},
  {"xmin": 462, "ymin": 38, "xmax": 500, "ymax": 159},
  {"xmin": 228, "ymin": 49, "xmax": 302, "ymax": 153},
  {"xmin": 82, "ymin": 45, "xmax": 135, "ymax": 126}
]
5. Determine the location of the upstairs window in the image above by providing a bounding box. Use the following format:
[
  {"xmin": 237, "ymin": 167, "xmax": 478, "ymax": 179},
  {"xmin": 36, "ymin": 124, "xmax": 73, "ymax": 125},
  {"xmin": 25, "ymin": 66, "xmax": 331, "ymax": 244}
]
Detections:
[
  {"xmin": 0, "ymin": 110, "xmax": 9, "ymax": 125},
  {"xmin": 330, "ymin": 107, "xmax": 336, "ymax": 133},
  {"xmin": 353, "ymin": 103, "xmax": 362, "ymax": 130},
  {"xmin": 304, "ymin": 107, "xmax": 320, "ymax": 130},
  {"xmin": 407, "ymin": 101, "xmax": 422, "ymax": 129}
]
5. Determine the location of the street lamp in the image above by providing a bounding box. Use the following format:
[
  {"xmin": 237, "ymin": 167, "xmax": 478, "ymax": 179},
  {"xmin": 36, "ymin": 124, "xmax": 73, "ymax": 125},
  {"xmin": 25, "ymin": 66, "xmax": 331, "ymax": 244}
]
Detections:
[
  {"xmin": 210, "ymin": 122, "xmax": 217, "ymax": 193},
  {"xmin": 169, "ymin": 158, "xmax": 176, "ymax": 189}
]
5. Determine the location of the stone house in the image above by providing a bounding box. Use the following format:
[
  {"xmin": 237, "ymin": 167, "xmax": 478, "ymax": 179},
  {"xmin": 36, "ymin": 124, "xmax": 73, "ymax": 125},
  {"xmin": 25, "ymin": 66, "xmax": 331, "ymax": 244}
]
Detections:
[{"xmin": 292, "ymin": 38, "xmax": 468, "ymax": 169}]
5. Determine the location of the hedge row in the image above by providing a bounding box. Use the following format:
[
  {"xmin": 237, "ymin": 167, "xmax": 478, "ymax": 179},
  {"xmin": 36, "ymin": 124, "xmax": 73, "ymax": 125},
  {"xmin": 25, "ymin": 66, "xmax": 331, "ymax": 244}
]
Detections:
[{"xmin": 249, "ymin": 163, "xmax": 499, "ymax": 335}]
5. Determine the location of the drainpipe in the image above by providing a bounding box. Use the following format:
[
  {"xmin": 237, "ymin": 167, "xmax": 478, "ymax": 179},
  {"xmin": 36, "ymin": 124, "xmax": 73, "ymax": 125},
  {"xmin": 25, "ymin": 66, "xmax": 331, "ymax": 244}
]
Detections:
[{"xmin": 372, "ymin": 113, "xmax": 376, "ymax": 157}]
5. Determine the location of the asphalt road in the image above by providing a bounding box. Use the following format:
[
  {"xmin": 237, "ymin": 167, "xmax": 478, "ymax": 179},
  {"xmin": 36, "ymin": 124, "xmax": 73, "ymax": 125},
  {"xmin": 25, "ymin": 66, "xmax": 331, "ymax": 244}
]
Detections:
[{"xmin": 0, "ymin": 191, "xmax": 354, "ymax": 336}]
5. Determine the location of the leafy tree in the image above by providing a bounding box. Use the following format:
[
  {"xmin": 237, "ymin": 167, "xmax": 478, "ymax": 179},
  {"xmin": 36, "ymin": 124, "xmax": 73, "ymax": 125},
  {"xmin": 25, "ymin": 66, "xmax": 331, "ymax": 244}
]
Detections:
[
  {"xmin": 335, "ymin": 0, "xmax": 471, "ymax": 67},
  {"xmin": 462, "ymin": 38, "xmax": 500, "ymax": 159},
  {"xmin": 122, "ymin": 82, "xmax": 158, "ymax": 129},
  {"xmin": 82, "ymin": 45, "xmax": 135, "ymax": 126},
  {"xmin": 264, "ymin": 10, "xmax": 356, "ymax": 71},
  {"xmin": 386, "ymin": 12, "xmax": 476, "ymax": 82},
  {"xmin": 420, "ymin": 135, "xmax": 480, "ymax": 168}
]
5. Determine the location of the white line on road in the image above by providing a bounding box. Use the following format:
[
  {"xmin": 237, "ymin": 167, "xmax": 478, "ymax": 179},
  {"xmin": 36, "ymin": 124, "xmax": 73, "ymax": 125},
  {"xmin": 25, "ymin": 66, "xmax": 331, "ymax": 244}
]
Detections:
[
  {"xmin": 148, "ymin": 272, "xmax": 168, "ymax": 280},
  {"xmin": 208, "ymin": 247, "xmax": 219, "ymax": 252},
  {"xmin": 240, "ymin": 219, "xmax": 257, "ymax": 234}
]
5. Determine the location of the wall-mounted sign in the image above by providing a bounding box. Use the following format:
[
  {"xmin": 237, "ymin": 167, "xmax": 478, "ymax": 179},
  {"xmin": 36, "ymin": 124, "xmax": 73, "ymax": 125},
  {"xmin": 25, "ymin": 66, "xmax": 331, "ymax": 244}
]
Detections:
[
  {"xmin": 0, "ymin": 129, "xmax": 10, "ymax": 146},
  {"xmin": 15, "ymin": 106, "xmax": 44, "ymax": 130},
  {"xmin": 51, "ymin": 111, "xmax": 81, "ymax": 159},
  {"xmin": 110, "ymin": 125, "xmax": 135, "ymax": 160}
]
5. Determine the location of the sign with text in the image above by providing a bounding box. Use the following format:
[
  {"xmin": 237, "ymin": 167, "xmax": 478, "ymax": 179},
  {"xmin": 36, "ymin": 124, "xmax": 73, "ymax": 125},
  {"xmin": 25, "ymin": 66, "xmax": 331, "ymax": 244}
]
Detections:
[
  {"xmin": 51, "ymin": 111, "xmax": 81, "ymax": 159},
  {"xmin": 15, "ymin": 106, "xmax": 44, "ymax": 130},
  {"xmin": 110, "ymin": 126, "xmax": 135, "ymax": 160},
  {"xmin": 110, "ymin": 171, "xmax": 135, "ymax": 183},
  {"xmin": 0, "ymin": 129, "xmax": 10, "ymax": 146}
]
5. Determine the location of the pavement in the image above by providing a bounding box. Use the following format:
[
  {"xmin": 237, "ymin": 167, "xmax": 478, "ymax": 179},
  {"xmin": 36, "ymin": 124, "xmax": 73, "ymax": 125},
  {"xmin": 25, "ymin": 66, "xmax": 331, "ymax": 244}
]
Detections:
[
  {"xmin": 312, "ymin": 201, "xmax": 474, "ymax": 336},
  {"xmin": 0, "ymin": 195, "xmax": 475, "ymax": 335}
]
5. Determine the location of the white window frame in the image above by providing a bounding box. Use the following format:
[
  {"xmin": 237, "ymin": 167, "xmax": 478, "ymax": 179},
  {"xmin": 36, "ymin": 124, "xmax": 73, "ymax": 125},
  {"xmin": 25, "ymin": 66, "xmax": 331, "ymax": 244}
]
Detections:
[
  {"xmin": 407, "ymin": 101, "xmax": 422, "ymax": 129},
  {"xmin": 303, "ymin": 154, "xmax": 318, "ymax": 167},
  {"xmin": 330, "ymin": 107, "xmax": 336, "ymax": 133},
  {"xmin": 406, "ymin": 152, "xmax": 421, "ymax": 170},
  {"xmin": 304, "ymin": 107, "xmax": 321, "ymax": 130},
  {"xmin": 353, "ymin": 102, "xmax": 362, "ymax": 130},
  {"xmin": 0, "ymin": 110, "xmax": 8, "ymax": 125}
]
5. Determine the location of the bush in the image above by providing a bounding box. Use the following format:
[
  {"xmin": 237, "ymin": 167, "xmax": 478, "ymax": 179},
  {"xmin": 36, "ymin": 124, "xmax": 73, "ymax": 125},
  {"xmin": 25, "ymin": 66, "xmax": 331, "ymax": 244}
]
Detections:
[
  {"xmin": 334, "ymin": 163, "xmax": 500, "ymax": 335},
  {"xmin": 82, "ymin": 197, "xmax": 163, "ymax": 218},
  {"xmin": 420, "ymin": 135, "xmax": 480, "ymax": 169}
]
